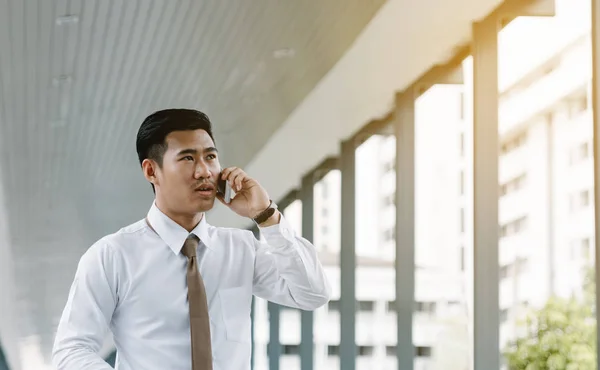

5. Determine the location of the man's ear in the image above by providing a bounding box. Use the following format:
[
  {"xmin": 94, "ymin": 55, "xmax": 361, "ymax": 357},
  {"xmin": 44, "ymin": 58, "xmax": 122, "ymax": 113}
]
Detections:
[{"xmin": 142, "ymin": 159, "xmax": 159, "ymax": 187}]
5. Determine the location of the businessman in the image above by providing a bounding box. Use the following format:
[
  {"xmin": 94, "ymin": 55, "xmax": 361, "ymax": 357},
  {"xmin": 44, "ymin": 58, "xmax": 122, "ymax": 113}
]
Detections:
[{"xmin": 52, "ymin": 109, "xmax": 331, "ymax": 370}]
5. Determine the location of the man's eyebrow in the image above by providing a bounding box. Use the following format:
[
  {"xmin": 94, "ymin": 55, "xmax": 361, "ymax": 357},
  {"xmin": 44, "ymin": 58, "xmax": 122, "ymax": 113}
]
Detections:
[
  {"xmin": 176, "ymin": 147, "xmax": 218, "ymax": 156},
  {"xmin": 176, "ymin": 148, "xmax": 198, "ymax": 156}
]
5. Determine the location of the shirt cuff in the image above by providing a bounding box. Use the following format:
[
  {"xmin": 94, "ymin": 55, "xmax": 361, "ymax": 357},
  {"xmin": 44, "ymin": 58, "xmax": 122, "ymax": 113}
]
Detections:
[{"xmin": 257, "ymin": 214, "xmax": 297, "ymax": 247}]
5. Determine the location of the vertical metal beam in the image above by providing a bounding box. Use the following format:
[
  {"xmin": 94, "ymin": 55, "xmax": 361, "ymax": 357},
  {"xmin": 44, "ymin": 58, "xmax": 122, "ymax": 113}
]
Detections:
[
  {"xmin": 0, "ymin": 343, "xmax": 8, "ymax": 370},
  {"xmin": 545, "ymin": 116, "xmax": 556, "ymax": 297},
  {"xmin": 340, "ymin": 139, "xmax": 357, "ymax": 370},
  {"xmin": 300, "ymin": 173, "xmax": 315, "ymax": 370},
  {"xmin": 472, "ymin": 16, "xmax": 500, "ymax": 370},
  {"xmin": 591, "ymin": 0, "xmax": 600, "ymax": 364},
  {"xmin": 251, "ymin": 296, "xmax": 255, "ymax": 370},
  {"xmin": 394, "ymin": 91, "xmax": 416, "ymax": 370},
  {"xmin": 268, "ymin": 301, "xmax": 281, "ymax": 370},
  {"xmin": 266, "ymin": 192, "xmax": 299, "ymax": 370},
  {"xmin": 250, "ymin": 226, "xmax": 260, "ymax": 370}
]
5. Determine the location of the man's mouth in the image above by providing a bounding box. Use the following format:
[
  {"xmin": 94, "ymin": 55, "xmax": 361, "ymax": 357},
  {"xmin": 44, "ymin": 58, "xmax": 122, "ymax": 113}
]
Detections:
[{"xmin": 194, "ymin": 184, "xmax": 215, "ymax": 194}]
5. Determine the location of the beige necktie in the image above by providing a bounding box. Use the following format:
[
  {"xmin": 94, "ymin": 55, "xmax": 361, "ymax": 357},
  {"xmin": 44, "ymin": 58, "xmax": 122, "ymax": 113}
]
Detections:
[{"xmin": 181, "ymin": 234, "xmax": 213, "ymax": 370}]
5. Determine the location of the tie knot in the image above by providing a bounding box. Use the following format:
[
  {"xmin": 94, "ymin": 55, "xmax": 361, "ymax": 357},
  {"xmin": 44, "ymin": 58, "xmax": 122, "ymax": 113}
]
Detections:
[{"xmin": 182, "ymin": 234, "xmax": 199, "ymax": 258}]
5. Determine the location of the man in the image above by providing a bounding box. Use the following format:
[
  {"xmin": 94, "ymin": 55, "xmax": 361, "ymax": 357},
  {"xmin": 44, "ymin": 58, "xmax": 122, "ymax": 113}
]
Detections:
[{"xmin": 52, "ymin": 109, "xmax": 331, "ymax": 370}]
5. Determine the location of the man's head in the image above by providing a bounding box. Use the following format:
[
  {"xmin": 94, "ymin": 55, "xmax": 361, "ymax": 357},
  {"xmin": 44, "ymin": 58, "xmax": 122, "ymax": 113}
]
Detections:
[{"xmin": 136, "ymin": 109, "xmax": 221, "ymax": 216}]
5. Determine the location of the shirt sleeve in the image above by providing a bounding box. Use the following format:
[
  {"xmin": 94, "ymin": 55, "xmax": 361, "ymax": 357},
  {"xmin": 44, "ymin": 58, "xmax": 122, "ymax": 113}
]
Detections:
[
  {"xmin": 252, "ymin": 214, "xmax": 331, "ymax": 310},
  {"xmin": 52, "ymin": 239, "xmax": 119, "ymax": 370}
]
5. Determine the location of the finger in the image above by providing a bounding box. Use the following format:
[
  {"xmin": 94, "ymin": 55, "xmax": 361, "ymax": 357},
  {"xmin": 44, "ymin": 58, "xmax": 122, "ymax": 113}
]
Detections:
[
  {"xmin": 228, "ymin": 169, "xmax": 246, "ymax": 191},
  {"xmin": 222, "ymin": 166, "xmax": 238, "ymax": 180},
  {"xmin": 234, "ymin": 172, "xmax": 248, "ymax": 192}
]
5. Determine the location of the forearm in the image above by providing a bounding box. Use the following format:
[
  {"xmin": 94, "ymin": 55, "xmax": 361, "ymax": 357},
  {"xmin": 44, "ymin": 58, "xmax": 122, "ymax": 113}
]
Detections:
[
  {"xmin": 52, "ymin": 240, "xmax": 118, "ymax": 370},
  {"xmin": 254, "ymin": 217, "xmax": 331, "ymax": 309},
  {"xmin": 53, "ymin": 342, "xmax": 113, "ymax": 370}
]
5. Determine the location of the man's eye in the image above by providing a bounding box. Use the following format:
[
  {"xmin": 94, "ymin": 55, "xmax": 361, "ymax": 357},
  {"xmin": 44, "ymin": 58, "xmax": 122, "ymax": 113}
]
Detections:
[
  {"xmin": 207, "ymin": 154, "xmax": 216, "ymax": 160},
  {"xmin": 183, "ymin": 156, "xmax": 194, "ymax": 161}
]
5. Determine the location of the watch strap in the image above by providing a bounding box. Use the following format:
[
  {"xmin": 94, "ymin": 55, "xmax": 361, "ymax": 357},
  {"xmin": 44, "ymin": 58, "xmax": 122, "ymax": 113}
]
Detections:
[{"xmin": 253, "ymin": 200, "xmax": 277, "ymax": 224}]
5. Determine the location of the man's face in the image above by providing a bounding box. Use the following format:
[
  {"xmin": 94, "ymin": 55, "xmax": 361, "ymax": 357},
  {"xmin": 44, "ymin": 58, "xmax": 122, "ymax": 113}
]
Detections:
[{"xmin": 151, "ymin": 129, "xmax": 221, "ymax": 214}]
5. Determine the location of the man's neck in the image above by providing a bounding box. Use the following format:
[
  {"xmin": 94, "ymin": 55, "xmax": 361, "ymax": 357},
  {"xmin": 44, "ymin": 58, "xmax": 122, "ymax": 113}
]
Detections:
[{"xmin": 155, "ymin": 200, "xmax": 204, "ymax": 232}]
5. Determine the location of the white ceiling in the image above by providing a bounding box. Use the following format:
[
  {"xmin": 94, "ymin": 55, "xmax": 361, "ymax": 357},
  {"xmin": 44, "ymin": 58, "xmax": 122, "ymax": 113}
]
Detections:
[{"xmin": 0, "ymin": 0, "xmax": 512, "ymax": 368}]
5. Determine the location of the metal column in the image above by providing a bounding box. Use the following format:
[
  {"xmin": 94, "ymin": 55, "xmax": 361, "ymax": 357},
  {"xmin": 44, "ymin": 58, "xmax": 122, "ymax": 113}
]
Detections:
[
  {"xmin": 0, "ymin": 344, "xmax": 8, "ymax": 370},
  {"xmin": 472, "ymin": 16, "xmax": 500, "ymax": 370},
  {"xmin": 340, "ymin": 139, "xmax": 357, "ymax": 370},
  {"xmin": 267, "ymin": 192, "xmax": 298, "ymax": 370},
  {"xmin": 250, "ymin": 226, "xmax": 261, "ymax": 370},
  {"xmin": 250, "ymin": 296, "xmax": 255, "ymax": 370},
  {"xmin": 300, "ymin": 173, "xmax": 315, "ymax": 370},
  {"xmin": 591, "ymin": 0, "xmax": 600, "ymax": 364},
  {"xmin": 394, "ymin": 91, "xmax": 416, "ymax": 370},
  {"xmin": 267, "ymin": 301, "xmax": 281, "ymax": 370}
]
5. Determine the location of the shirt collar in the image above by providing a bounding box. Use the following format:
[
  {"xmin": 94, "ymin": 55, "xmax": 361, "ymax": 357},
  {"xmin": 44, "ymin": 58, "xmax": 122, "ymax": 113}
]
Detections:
[{"xmin": 146, "ymin": 201, "xmax": 212, "ymax": 255}]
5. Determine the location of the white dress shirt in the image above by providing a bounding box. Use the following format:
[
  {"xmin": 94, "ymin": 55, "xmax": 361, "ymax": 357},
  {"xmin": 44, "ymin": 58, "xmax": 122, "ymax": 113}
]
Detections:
[{"xmin": 52, "ymin": 202, "xmax": 331, "ymax": 370}]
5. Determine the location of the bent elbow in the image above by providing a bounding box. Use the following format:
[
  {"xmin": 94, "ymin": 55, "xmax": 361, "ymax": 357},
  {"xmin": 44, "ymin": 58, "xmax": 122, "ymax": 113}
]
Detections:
[
  {"xmin": 301, "ymin": 281, "xmax": 332, "ymax": 311},
  {"xmin": 52, "ymin": 346, "xmax": 68, "ymax": 370}
]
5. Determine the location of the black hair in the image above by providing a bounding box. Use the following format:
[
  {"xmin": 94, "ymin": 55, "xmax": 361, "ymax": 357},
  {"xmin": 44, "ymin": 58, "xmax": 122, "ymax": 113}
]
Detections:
[
  {"xmin": 136, "ymin": 108, "xmax": 215, "ymax": 167},
  {"xmin": 136, "ymin": 109, "xmax": 215, "ymax": 192}
]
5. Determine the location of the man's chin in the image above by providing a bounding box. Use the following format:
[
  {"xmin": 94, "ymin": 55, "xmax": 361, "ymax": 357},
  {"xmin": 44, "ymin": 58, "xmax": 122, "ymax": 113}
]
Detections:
[{"xmin": 192, "ymin": 197, "xmax": 216, "ymax": 212}]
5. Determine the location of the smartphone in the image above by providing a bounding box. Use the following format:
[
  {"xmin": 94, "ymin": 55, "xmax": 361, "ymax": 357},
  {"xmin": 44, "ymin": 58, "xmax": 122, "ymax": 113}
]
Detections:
[{"xmin": 217, "ymin": 174, "xmax": 232, "ymax": 204}]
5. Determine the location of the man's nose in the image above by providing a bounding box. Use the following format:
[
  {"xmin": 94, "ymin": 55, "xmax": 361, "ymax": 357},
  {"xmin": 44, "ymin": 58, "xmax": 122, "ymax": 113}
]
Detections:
[{"xmin": 194, "ymin": 161, "xmax": 211, "ymax": 178}]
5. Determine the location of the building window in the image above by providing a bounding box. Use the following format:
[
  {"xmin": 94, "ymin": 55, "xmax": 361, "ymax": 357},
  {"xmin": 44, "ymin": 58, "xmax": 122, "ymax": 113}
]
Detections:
[
  {"xmin": 459, "ymin": 92, "xmax": 465, "ymax": 120},
  {"xmin": 387, "ymin": 300, "xmax": 396, "ymax": 312},
  {"xmin": 500, "ymin": 216, "xmax": 527, "ymax": 238},
  {"xmin": 415, "ymin": 301, "xmax": 436, "ymax": 314},
  {"xmin": 570, "ymin": 142, "xmax": 590, "ymax": 165},
  {"xmin": 500, "ymin": 173, "xmax": 526, "ymax": 196},
  {"xmin": 500, "ymin": 308, "xmax": 509, "ymax": 323},
  {"xmin": 582, "ymin": 238, "xmax": 591, "ymax": 260},
  {"xmin": 500, "ymin": 264, "xmax": 511, "ymax": 280},
  {"xmin": 500, "ymin": 131, "xmax": 527, "ymax": 155},
  {"xmin": 328, "ymin": 345, "xmax": 340, "ymax": 356},
  {"xmin": 282, "ymin": 345, "xmax": 300, "ymax": 355},
  {"xmin": 460, "ymin": 208, "xmax": 465, "ymax": 233},
  {"xmin": 357, "ymin": 301, "xmax": 375, "ymax": 312},
  {"xmin": 459, "ymin": 171, "xmax": 465, "ymax": 195},
  {"xmin": 460, "ymin": 246, "xmax": 465, "ymax": 271},
  {"xmin": 383, "ymin": 159, "xmax": 395, "ymax": 173},
  {"xmin": 321, "ymin": 182, "xmax": 329, "ymax": 198},
  {"xmin": 358, "ymin": 346, "xmax": 374, "ymax": 356},
  {"xmin": 569, "ymin": 94, "xmax": 588, "ymax": 118},
  {"xmin": 386, "ymin": 346, "xmax": 432, "ymax": 358},
  {"xmin": 383, "ymin": 192, "xmax": 395, "ymax": 207},
  {"xmin": 328, "ymin": 300, "xmax": 339, "ymax": 311},
  {"xmin": 572, "ymin": 238, "xmax": 592, "ymax": 261},
  {"xmin": 415, "ymin": 346, "xmax": 432, "ymax": 358},
  {"xmin": 459, "ymin": 132, "xmax": 465, "ymax": 157},
  {"xmin": 515, "ymin": 257, "xmax": 529, "ymax": 275},
  {"xmin": 383, "ymin": 227, "xmax": 396, "ymax": 242},
  {"xmin": 570, "ymin": 189, "xmax": 591, "ymax": 211},
  {"xmin": 501, "ymin": 257, "xmax": 528, "ymax": 280}
]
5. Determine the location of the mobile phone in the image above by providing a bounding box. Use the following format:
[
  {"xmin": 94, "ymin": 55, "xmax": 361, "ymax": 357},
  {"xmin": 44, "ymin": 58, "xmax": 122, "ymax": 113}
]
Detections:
[{"xmin": 217, "ymin": 175, "xmax": 232, "ymax": 204}]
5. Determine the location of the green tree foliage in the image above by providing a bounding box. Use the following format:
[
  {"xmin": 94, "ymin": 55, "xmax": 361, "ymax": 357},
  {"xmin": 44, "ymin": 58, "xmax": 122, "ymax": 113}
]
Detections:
[{"xmin": 503, "ymin": 268, "xmax": 597, "ymax": 370}]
